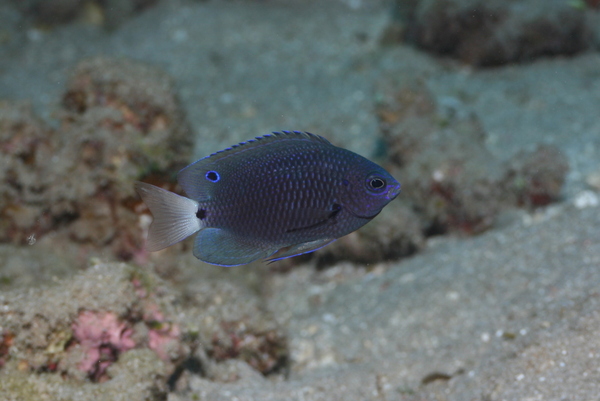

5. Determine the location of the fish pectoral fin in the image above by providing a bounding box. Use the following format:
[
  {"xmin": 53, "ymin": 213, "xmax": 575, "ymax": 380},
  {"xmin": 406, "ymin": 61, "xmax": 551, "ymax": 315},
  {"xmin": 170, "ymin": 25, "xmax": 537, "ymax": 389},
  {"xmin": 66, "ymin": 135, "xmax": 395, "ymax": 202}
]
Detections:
[
  {"xmin": 193, "ymin": 228, "xmax": 277, "ymax": 266},
  {"xmin": 267, "ymin": 238, "xmax": 336, "ymax": 263}
]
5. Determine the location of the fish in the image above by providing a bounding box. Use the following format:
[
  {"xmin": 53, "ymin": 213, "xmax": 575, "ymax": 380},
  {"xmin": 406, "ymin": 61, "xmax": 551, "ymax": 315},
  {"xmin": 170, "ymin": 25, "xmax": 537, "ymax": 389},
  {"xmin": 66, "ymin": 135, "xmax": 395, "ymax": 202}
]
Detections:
[{"xmin": 135, "ymin": 131, "xmax": 401, "ymax": 266}]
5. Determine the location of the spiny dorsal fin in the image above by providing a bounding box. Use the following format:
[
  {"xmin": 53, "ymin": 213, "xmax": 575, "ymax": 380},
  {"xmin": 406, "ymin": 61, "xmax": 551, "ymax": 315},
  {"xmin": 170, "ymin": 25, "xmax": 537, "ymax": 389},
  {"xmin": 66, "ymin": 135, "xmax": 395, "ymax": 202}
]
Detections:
[{"xmin": 206, "ymin": 131, "xmax": 331, "ymax": 160}]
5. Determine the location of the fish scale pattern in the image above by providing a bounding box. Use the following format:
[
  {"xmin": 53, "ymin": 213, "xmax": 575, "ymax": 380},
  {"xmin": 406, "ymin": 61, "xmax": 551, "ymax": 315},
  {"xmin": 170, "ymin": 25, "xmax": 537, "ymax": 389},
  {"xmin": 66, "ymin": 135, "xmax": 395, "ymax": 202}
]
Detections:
[{"xmin": 200, "ymin": 140, "xmax": 350, "ymax": 243}]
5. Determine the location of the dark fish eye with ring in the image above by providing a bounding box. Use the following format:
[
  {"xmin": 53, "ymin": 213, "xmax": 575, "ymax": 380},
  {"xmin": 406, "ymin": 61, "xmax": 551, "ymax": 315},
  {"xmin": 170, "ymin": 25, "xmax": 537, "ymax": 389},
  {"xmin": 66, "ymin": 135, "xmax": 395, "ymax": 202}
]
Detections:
[{"xmin": 367, "ymin": 176, "xmax": 386, "ymax": 191}]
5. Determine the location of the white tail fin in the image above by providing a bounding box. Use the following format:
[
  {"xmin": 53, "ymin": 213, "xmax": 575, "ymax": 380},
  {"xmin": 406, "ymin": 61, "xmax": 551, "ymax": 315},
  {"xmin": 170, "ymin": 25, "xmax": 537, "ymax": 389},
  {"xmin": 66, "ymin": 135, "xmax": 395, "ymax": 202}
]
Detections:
[{"xmin": 134, "ymin": 181, "xmax": 202, "ymax": 252}]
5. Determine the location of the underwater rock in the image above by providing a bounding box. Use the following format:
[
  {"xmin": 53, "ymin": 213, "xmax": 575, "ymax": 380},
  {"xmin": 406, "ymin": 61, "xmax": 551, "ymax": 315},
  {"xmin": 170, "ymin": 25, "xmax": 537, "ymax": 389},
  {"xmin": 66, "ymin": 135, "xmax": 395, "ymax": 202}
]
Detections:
[
  {"xmin": 0, "ymin": 263, "xmax": 175, "ymax": 381},
  {"xmin": 501, "ymin": 144, "xmax": 569, "ymax": 209},
  {"xmin": 0, "ymin": 102, "xmax": 56, "ymax": 244},
  {"xmin": 0, "ymin": 57, "xmax": 193, "ymax": 263},
  {"xmin": 262, "ymin": 204, "xmax": 600, "ymax": 401},
  {"xmin": 11, "ymin": 0, "xmax": 84, "ymax": 25},
  {"xmin": 376, "ymin": 82, "xmax": 568, "ymax": 236},
  {"xmin": 58, "ymin": 56, "xmax": 192, "ymax": 260},
  {"xmin": 71, "ymin": 310, "xmax": 136, "ymax": 382},
  {"xmin": 181, "ymin": 278, "xmax": 289, "ymax": 381},
  {"xmin": 61, "ymin": 56, "xmax": 192, "ymax": 174},
  {"xmin": 0, "ymin": 348, "xmax": 168, "ymax": 401},
  {"xmin": 377, "ymin": 83, "xmax": 503, "ymax": 235},
  {"xmin": 10, "ymin": 0, "xmax": 158, "ymax": 28},
  {"xmin": 0, "ymin": 261, "xmax": 288, "ymax": 397},
  {"xmin": 393, "ymin": 0, "xmax": 595, "ymax": 66}
]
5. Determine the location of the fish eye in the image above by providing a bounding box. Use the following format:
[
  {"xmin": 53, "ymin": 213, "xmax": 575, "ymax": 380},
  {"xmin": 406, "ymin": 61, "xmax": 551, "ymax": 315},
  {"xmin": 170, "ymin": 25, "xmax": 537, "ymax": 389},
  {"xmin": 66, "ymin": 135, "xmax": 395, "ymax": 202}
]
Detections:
[
  {"xmin": 366, "ymin": 175, "xmax": 386, "ymax": 192},
  {"xmin": 205, "ymin": 171, "xmax": 220, "ymax": 182}
]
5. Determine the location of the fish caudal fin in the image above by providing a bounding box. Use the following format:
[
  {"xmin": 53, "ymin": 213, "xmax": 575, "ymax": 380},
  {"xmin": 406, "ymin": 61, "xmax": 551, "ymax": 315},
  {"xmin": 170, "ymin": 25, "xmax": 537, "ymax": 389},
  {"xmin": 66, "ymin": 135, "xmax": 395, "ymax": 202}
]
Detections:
[{"xmin": 135, "ymin": 181, "xmax": 202, "ymax": 252}]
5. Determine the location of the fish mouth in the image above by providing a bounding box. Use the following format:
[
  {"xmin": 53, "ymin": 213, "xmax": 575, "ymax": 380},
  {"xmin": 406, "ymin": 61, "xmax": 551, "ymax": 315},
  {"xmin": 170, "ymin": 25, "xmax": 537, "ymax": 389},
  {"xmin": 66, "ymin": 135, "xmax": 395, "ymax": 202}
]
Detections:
[{"xmin": 387, "ymin": 185, "xmax": 401, "ymax": 200}]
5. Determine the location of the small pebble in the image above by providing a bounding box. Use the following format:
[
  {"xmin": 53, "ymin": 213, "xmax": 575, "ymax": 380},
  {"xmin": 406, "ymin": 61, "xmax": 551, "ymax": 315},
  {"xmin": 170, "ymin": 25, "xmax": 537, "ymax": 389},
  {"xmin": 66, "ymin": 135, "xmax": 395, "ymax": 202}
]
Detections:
[{"xmin": 573, "ymin": 190, "xmax": 599, "ymax": 209}]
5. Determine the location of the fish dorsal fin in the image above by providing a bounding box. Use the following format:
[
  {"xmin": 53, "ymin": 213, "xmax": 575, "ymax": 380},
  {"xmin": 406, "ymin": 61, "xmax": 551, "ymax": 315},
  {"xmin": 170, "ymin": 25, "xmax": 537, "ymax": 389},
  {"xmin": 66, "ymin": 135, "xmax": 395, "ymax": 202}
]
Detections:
[
  {"xmin": 177, "ymin": 131, "xmax": 331, "ymax": 201},
  {"xmin": 207, "ymin": 132, "xmax": 331, "ymax": 159}
]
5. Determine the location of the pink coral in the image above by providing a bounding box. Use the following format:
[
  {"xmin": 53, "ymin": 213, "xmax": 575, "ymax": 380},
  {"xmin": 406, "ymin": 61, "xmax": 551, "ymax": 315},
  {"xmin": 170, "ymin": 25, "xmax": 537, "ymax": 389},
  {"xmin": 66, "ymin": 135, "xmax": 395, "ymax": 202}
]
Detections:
[
  {"xmin": 143, "ymin": 305, "xmax": 180, "ymax": 362},
  {"xmin": 72, "ymin": 311, "xmax": 135, "ymax": 381},
  {"xmin": 148, "ymin": 322, "xmax": 180, "ymax": 362}
]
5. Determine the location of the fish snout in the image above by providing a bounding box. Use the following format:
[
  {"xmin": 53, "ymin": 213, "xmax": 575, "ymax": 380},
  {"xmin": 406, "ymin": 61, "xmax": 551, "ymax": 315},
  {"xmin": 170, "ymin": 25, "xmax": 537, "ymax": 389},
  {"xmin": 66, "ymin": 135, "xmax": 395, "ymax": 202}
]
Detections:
[{"xmin": 387, "ymin": 183, "xmax": 402, "ymax": 200}]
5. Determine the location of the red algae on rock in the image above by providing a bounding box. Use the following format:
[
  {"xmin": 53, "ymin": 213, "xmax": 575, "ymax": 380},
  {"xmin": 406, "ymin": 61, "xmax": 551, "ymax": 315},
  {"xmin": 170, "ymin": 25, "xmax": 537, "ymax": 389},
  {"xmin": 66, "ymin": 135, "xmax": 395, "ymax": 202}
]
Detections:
[
  {"xmin": 0, "ymin": 261, "xmax": 290, "ymax": 399},
  {"xmin": 71, "ymin": 311, "xmax": 136, "ymax": 382},
  {"xmin": 209, "ymin": 320, "xmax": 288, "ymax": 377},
  {"xmin": 140, "ymin": 300, "xmax": 182, "ymax": 363},
  {"xmin": 0, "ymin": 263, "xmax": 182, "ymax": 388},
  {"xmin": 502, "ymin": 144, "xmax": 569, "ymax": 208},
  {"xmin": 0, "ymin": 331, "xmax": 14, "ymax": 369}
]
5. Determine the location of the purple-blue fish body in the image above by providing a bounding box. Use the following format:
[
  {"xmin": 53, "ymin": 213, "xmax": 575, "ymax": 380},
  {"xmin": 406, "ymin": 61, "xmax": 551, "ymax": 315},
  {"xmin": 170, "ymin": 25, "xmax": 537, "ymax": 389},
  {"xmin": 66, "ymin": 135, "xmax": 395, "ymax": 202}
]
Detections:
[{"xmin": 135, "ymin": 131, "xmax": 401, "ymax": 266}]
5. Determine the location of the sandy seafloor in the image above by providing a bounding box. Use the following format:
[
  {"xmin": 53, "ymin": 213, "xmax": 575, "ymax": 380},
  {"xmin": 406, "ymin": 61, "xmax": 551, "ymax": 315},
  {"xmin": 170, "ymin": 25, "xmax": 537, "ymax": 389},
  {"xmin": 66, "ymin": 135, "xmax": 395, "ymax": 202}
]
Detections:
[{"xmin": 1, "ymin": 0, "xmax": 600, "ymax": 400}]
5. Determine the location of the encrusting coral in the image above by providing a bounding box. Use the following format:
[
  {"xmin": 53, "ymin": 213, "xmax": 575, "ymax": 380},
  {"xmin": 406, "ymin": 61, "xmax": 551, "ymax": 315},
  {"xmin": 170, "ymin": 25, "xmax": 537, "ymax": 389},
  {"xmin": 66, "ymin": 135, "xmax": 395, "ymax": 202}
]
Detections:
[{"xmin": 71, "ymin": 311, "xmax": 136, "ymax": 382}]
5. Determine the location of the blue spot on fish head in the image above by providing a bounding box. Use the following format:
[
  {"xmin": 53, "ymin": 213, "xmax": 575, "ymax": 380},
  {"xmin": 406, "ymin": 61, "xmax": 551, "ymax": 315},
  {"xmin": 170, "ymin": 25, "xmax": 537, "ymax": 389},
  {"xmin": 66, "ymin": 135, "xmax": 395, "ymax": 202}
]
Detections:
[{"xmin": 205, "ymin": 171, "xmax": 220, "ymax": 182}]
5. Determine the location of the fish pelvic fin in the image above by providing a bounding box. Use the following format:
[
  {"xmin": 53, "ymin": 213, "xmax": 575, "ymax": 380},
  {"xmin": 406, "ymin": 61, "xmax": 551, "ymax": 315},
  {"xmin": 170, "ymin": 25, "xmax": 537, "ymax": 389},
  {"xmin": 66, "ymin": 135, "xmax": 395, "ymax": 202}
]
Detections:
[{"xmin": 135, "ymin": 181, "xmax": 203, "ymax": 252}]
